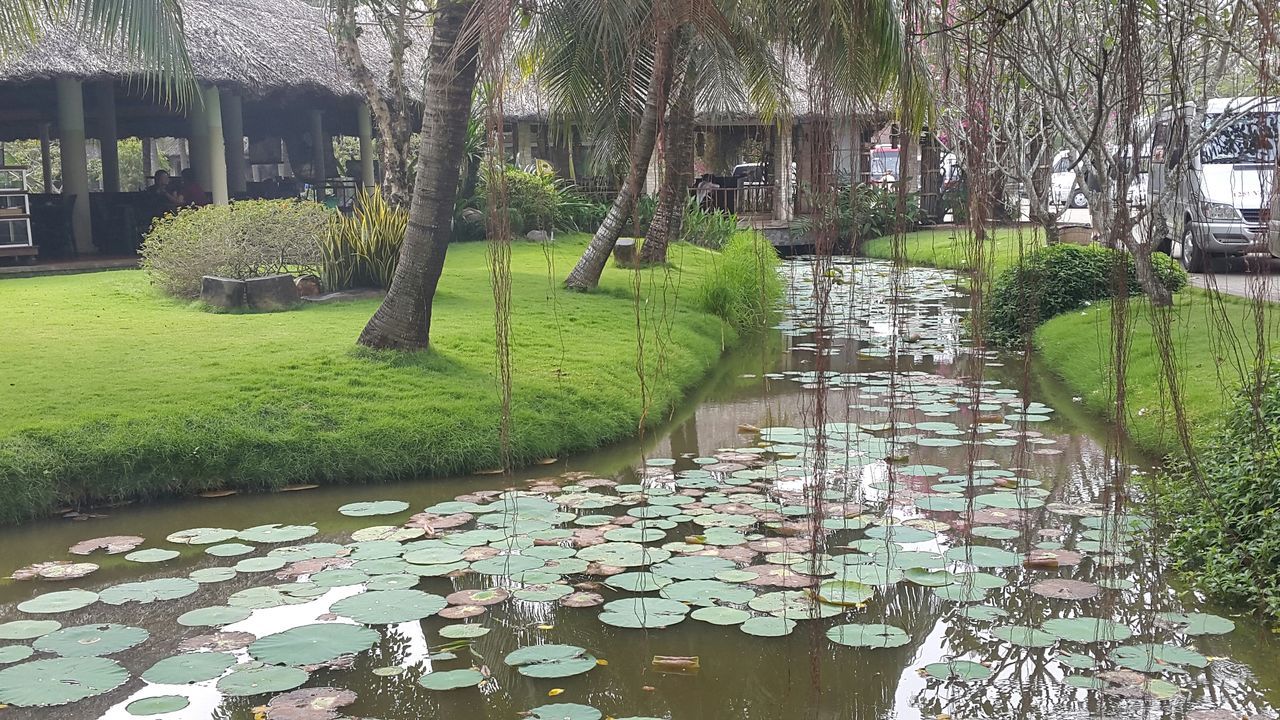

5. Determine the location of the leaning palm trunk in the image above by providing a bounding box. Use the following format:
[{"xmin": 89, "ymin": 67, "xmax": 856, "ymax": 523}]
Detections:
[
  {"xmin": 357, "ymin": 0, "xmax": 479, "ymax": 350},
  {"xmin": 639, "ymin": 49, "xmax": 697, "ymax": 266},
  {"xmin": 563, "ymin": 26, "xmax": 675, "ymax": 290}
]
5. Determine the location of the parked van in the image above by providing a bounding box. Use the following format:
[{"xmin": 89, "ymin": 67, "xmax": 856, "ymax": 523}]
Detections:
[
  {"xmin": 1139, "ymin": 97, "xmax": 1277, "ymax": 271},
  {"xmin": 1050, "ymin": 150, "xmax": 1088, "ymax": 209}
]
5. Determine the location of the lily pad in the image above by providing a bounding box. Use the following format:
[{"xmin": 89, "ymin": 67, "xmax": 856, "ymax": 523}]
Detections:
[
  {"xmin": 124, "ymin": 548, "xmax": 180, "ymax": 563},
  {"xmin": 990, "ymin": 625, "xmax": 1057, "ymax": 648},
  {"xmin": 141, "ymin": 651, "xmax": 237, "ymax": 684},
  {"xmin": 16, "ymin": 589, "xmax": 98, "ymax": 614},
  {"xmin": 0, "ymin": 620, "xmax": 61, "ymax": 640},
  {"xmin": 816, "ymin": 579, "xmax": 875, "ymax": 605},
  {"xmin": 598, "ymin": 598, "xmax": 689, "ymax": 629},
  {"xmin": 439, "ymin": 624, "xmax": 490, "ymax": 640},
  {"xmin": 0, "ymin": 657, "xmax": 129, "ymax": 706},
  {"xmin": 167, "ymin": 527, "xmax": 237, "ymax": 545},
  {"xmin": 826, "ymin": 623, "xmax": 909, "ymax": 648},
  {"xmin": 690, "ymin": 606, "xmax": 752, "ymax": 625},
  {"xmin": 1156, "ymin": 612, "xmax": 1235, "ymax": 636},
  {"xmin": 1043, "ymin": 617, "xmax": 1132, "ymax": 644},
  {"xmin": 330, "ymin": 589, "xmax": 447, "ymax": 624},
  {"xmin": 0, "ymin": 647, "xmax": 33, "ymax": 664},
  {"xmin": 1031, "ymin": 579, "xmax": 1100, "ymax": 601},
  {"xmin": 659, "ymin": 580, "xmax": 754, "ymax": 607},
  {"xmin": 69, "ymin": 536, "xmax": 144, "ymax": 556},
  {"xmin": 504, "ymin": 644, "xmax": 598, "ymax": 679},
  {"xmin": 217, "ymin": 665, "xmax": 309, "ymax": 697},
  {"xmin": 1109, "ymin": 644, "xmax": 1208, "ymax": 673},
  {"xmin": 266, "ymin": 687, "xmax": 358, "ymax": 717},
  {"xmin": 237, "ymin": 524, "xmax": 319, "ymax": 544},
  {"xmin": 206, "ymin": 543, "xmax": 257, "ymax": 557},
  {"xmin": 944, "ymin": 546, "xmax": 1021, "ymax": 568},
  {"xmin": 125, "ymin": 695, "xmax": 191, "ymax": 715},
  {"xmin": 99, "ymin": 578, "xmax": 198, "ymax": 605},
  {"xmin": 924, "ymin": 659, "xmax": 992, "ymax": 681},
  {"xmin": 741, "ymin": 616, "xmax": 796, "ymax": 637},
  {"xmin": 249, "ymin": 623, "xmax": 379, "ymax": 666},
  {"xmin": 527, "ymin": 703, "xmax": 602, "ymax": 720},
  {"xmin": 339, "ymin": 500, "xmax": 410, "ymax": 517},
  {"xmin": 34, "ymin": 623, "xmax": 148, "ymax": 657},
  {"xmin": 418, "ymin": 668, "xmax": 485, "ymax": 690},
  {"xmin": 177, "ymin": 605, "xmax": 252, "ymax": 627}
]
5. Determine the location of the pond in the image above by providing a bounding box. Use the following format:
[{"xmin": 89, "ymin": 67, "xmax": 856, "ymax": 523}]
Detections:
[{"xmin": 0, "ymin": 258, "xmax": 1276, "ymax": 720}]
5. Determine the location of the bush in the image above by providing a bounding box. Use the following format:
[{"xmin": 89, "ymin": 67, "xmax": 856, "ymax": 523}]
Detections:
[
  {"xmin": 141, "ymin": 200, "xmax": 327, "ymax": 298},
  {"xmin": 1156, "ymin": 365, "xmax": 1280, "ymax": 619},
  {"xmin": 985, "ymin": 244, "xmax": 1187, "ymax": 344},
  {"xmin": 467, "ymin": 166, "xmax": 611, "ymax": 236},
  {"xmin": 695, "ymin": 232, "xmax": 783, "ymax": 330},
  {"xmin": 680, "ymin": 197, "xmax": 738, "ymax": 250},
  {"xmin": 320, "ymin": 189, "xmax": 408, "ymax": 291}
]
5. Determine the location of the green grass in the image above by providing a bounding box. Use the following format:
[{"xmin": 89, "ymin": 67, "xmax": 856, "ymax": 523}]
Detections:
[
  {"xmin": 1036, "ymin": 289, "xmax": 1280, "ymax": 457},
  {"xmin": 861, "ymin": 226, "xmax": 1049, "ymax": 278},
  {"xmin": 0, "ymin": 235, "xmax": 748, "ymax": 524}
]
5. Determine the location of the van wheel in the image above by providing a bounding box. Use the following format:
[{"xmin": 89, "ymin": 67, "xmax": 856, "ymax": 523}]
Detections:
[
  {"xmin": 1179, "ymin": 225, "xmax": 1207, "ymax": 273},
  {"xmin": 1069, "ymin": 190, "xmax": 1087, "ymax": 209}
]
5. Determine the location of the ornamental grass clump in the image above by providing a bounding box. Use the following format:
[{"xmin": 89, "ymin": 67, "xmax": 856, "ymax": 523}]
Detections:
[
  {"xmin": 141, "ymin": 199, "xmax": 327, "ymax": 299},
  {"xmin": 320, "ymin": 189, "xmax": 408, "ymax": 291},
  {"xmin": 694, "ymin": 231, "xmax": 783, "ymax": 331}
]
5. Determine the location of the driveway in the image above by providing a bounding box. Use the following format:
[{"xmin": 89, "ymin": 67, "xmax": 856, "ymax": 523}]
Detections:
[{"xmin": 1188, "ymin": 255, "xmax": 1280, "ymax": 303}]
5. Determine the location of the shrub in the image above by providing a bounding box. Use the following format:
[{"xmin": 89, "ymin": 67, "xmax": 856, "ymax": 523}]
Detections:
[
  {"xmin": 141, "ymin": 200, "xmax": 327, "ymax": 299},
  {"xmin": 320, "ymin": 189, "xmax": 408, "ymax": 291},
  {"xmin": 985, "ymin": 244, "xmax": 1187, "ymax": 344},
  {"xmin": 1156, "ymin": 365, "xmax": 1280, "ymax": 619},
  {"xmin": 468, "ymin": 166, "xmax": 611, "ymax": 236},
  {"xmin": 694, "ymin": 232, "xmax": 783, "ymax": 330},
  {"xmin": 680, "ymin": 197, "xmax": 738, "ymax": 250}
]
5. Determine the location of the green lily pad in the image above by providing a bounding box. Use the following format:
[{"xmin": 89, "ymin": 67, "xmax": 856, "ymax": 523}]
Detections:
[
  {"xmin": 816, "ymin": 579, "xmax": 875, "ymax": 605},
  {"xmin": 1109, "ymin": 644, "xmax": 1208, "ymax": 673},
  {"xmin": 470, "ymin": 555, "xmax": 547, "ymax": 576},
  {"xmin": 0, "ymin": 657, "xmax": 129, "ymax": 706},
  {"xmin": 504, "ymin": 644, "xmax": 598, "ymax": 678},
  {"xmin": 598, "ymin": 598, "xmax": 689, "ymax": 629},
  {"xmin": 924, "ymin": 659, "xmax": 992, "ymax": 681},
  {"xmin": 167, "ymin": 527, "xmax": 238, "ymax": 544},
  {"xmin": 329, "ymin": 589, "xmax": 447, "ymax": 624},
  {"xmin": 235, "ymin": 556, "xmax": 288, "ymax": 573},
  {"xmin": 34, "ymin": 623, "xmax": 148, "ymax": 657},
  {"xmin": 177, "ymin": 605, "xmax": 252, "ymax": 628},
  {"xmin": 605, "ymin": 572, "xmax": 672, "ymax": 593},
  {"xmin": 659, "ymin": 580, "xmax": 754, "ymax": 607},
  {"xmin": 142, "ymin": 652, "xmax": 237, "ymax": 684},
  {"xmin": 190, "ymin": 567, "xmax": 238, "ymax": 583},
  {"xmin": 0, "ymin": 620, "xmax": 61, "ymax": 640},
  {"xmin": 528, "ymin": 703, "xmax": 602, "ymax": 720},
  {"xmin": 0, "ymin": 647, "xmax": 33, "ymax": 664},
  {"xmin": 1058, "ymin": 652, "xmax": 1097, "ymax": 669},
  {"xmin": 577, "ymin": 542, "xmax": 671, "ymax": 568},
  {"xmin": 903, "ymin": 568, "xmax": 958, "ymax": 588},
  {"xmin": 418, "ymin": 668, "xmax": 485, "ymax": 690},
  {"xmin": 125, "ymin": 695, "xmax": 191, "ymax": 715},
  {"xmin": 741, "ymin": 616, "xmax": 796, "ymax": 637},
  {"xmin": 991, "ymin": 625, "xmax": 1057, "ymax": 648},
  {"xmin": 826, "ymin": 623, "xmax": 909, "ymax": 648},
  {"xmin": 690, "ymin": 606, "xmax": 751, "ymax": 625},
  {"xmin": 249, "ymin": 623, "xmax": 379, "ymax": 665},
  {"xmin": 339, "ymin": 500, "xmax": 410, "ymax": 516},
  {"xmin": 1062, "ymin": 674, "xmax": 1105, "ymax": 689},
  {"xmin": 439, "ymin": 624, "xmax": 490, "ymax": 640},
  {"xmin": 217, "ymin": 665, "xmax": 309, "ymax": 697},
  {"xmin": 16, "ymin": 590, "xmax": 98, "ymax": 614},
  {"xmin": 1157, "ymin": 612, "xmax": 1235, "ymax": 636},
  {"xmin": 957, "ymin": 605, "xmax": 1008, "ymax": 622},
  {"xmin": 944, "ymin": 545, "xmax": 1021, "ymax": 568},
  {"xmin": 237, "ymin": 524, "xmax": 319, "ymax": 543},
  {"xmin": 124, "ymin": 548, "xmax": 180, "ymax": 563},
  {"xmin": 1043, "ymin": 617, "xmax": 1132, "ymax": 644},
  {"xmin": 99, "ymin": 578, "xmax": 199, "ymax": 605},
  {"xmin": 205, "ymin": 543, "xmax": 257, "ymax": 557}
]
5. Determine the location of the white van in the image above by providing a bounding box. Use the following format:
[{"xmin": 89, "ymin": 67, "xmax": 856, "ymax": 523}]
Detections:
[
  {"xmin": 1140, "ymin": 97, "xmax": 1277, "ymax": 271},
  {"xmin": 1050, "ymin": 150, "xmax": 1088, "ymax": 209}
]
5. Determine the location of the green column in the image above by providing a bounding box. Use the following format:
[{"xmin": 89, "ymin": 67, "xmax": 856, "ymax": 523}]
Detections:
[
  {"xmin": 357, "ymin": 103, "xmax": 375, "ymax": 187},
  {"xmin": 55, "ymin": 77, "xmax": 93, "ymax": 254}
]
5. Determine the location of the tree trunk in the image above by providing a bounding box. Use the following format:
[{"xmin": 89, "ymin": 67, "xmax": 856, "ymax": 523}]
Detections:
[
  {"xmin": 357, "ymin": 0, "xmax": 478, "ymax": 350},
  {"xmin": 639, "ymin": 46, "xmax": 696, "ymax": 266},
  {"xmin": 563, "ymin": 23, "xmax": 675, "ymax": 290}
]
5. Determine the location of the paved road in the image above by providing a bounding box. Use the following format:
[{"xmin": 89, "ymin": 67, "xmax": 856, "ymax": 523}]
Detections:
[{"xmin": 1187, "ymin": 256, "xmax": 1280, "ymax": 303}]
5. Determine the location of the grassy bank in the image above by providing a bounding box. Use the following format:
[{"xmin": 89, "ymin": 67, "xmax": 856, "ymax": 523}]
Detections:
[
  {"xmin": 861, "ymin": 226, "xmax": 1047, "ymax": 278},
  {"xmin": 1036, "ymin": 290, "xmax": 1280, "ymax": 456},
  {"xmin": 0, "ymin": 235, "xmax": 767, "ymax": 524}
]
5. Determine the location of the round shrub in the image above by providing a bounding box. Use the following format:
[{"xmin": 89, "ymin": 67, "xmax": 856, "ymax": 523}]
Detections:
[
  {"xmin": 985, "ymin": 244, "xmax": 1187, "ymax": 344},
  {"xmin": 142, "ymin": 200, "xmax": 328, "ymax": 299}
]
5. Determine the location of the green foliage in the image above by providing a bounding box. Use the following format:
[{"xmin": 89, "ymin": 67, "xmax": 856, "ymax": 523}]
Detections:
[
  {"xmin": 320, "ymin": 189, "xmax": 408, "ymax": 291},
  {"xmin": 680, "ymin": 197, "xmax": 738, "ymax": 250},
  {"xmin": 986, "ymin": 244, "xmax": 1187, "ymax": 344},
  {"xmin": 140, "ymin": 200, "xmax": 327, "ymax": 299},
  {"xmin": 694, "ymin": 232, "xmax": 783, "ymax": 330},
  {"xmin": 3, "ymin": 138, "xmax": 170, "ymax": 193},
  {"xmin": 813, "ymin": 184, "xmax": 921, "ymax": 245},
  {"xmin": 0, "ymin": 236, "xmax": 737, "ymax": 525},
  {"xmin": 861, "ymin": 227, "xmax": 1033, "ymax": 276},
  {"xmin": 466, "ymin": 167, "xmax": 609, "ymax": 236},
  {"xmin": 1157, "ymin": 365, "xmax": 1280, "ymax": 619}
]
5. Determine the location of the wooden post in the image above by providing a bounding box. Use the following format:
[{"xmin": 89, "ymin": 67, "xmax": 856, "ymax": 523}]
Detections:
[
  {"xmin": 55, "ymin": 77, "xmax": 93, "ymax": 254},
  {"xmin": 222, "ymin": 91, "xmax": 247, "ymax": 195},
  {"xmin": 94, "ymin": 82, "xmax": 119, "ymax": 192},
  {"xmin": 773, "ymin": 122, "xmax": 795, "ymax": 222},
  {"xmin": 38, "ymin": 123, "xmax": 53, "ymax": 193},
  {"xmin": 309, "ymin": 109, "xmax": 326, "ymax": 184},
  {"xmin": 613, "ymin": 237, "xmax": 638, "ymax": 267}
]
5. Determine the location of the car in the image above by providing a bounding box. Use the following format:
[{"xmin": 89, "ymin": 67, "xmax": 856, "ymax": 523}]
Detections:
[{"xmin": 1050, "ymin": 150, "xmax": 1088, "ymax": 209}]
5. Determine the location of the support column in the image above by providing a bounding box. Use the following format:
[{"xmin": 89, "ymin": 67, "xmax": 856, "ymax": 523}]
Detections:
[
  {"xmin": 141, "ymin": 137, "xmax": 154, "ymax": 180},
  {"xmin": 188, "ymin": 94, "xmax": 211, "ymax": 188},
  {"xmin": 221, "ymin": 91, "xmax": 247, "ymax": 196},
  {"xmin": 309, "ymin": 109, "xmax": 326, "ymax": 184},
  {"xmin": 56, "ymin": 78, "xmax": 93, "ymax": 254},
  {"xmin": 93, "ymin": 82, "xmax": 119, "ymax": 192},
  {"xmin": 515, "ymin": 122, "xmax": 533, "ymax": 168},
  {"xmin": 203, "ymin": 86, "xmax": 229, "ymax": 205},
  {"xmin": 773, "ymin": 122, "xmax": 795, "ymax": 223},
  {"xmin": 38, "ymin": 123, "xmax": 53, "ymax": 193},
  {"xmin": 357, "ymin": 103, "xmax": 375, "ymax": 188}
]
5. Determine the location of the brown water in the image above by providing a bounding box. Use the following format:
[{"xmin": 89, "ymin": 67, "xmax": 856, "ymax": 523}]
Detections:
[{"xmin": 0, "ymin": 258, "xmax": 1275, "ymax": 720}]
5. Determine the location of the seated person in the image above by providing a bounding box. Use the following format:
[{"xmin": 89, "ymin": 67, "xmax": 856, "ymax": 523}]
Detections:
[
  {"xmin": 147, "ymin": 170, "xmax": 182, "ymax": 208},
  {"xmin": 178, "ymin": 168, "xmax": 209, "ymax": 206}
]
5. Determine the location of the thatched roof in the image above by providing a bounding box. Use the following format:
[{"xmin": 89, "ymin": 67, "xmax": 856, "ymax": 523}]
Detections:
[{"xmin": 0, "ymin": 0, "xmax": 379, "ymax": 99}]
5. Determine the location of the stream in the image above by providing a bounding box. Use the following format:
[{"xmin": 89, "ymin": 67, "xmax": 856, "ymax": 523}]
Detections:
[{"xmin": 0, "ymin": 258, "xmax": 1276, "ymax": 720}]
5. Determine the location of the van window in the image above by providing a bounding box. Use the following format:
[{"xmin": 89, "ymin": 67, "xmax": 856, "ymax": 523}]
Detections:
[
  {"xmin": 1151, "ymin": 122, "xmax": 1170, "ymax": 163},
  {"xmin": 1052, "ymin": 155, "xmax": 1070, "ymax": 173},
  {"xmin": 1202, "ymin": 112, "xmax": 1279, "ymax": 164}
]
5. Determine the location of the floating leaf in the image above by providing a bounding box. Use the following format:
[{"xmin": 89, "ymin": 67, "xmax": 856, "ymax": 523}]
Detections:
[
  {"xmin": 0, "ymin": 657, "xmax": 129, "ymax": 706},
  {"xmin": 68, "ymin": 536, "xmax": 144, "ymax": 555},
  {"xmin": 339, "ymin": 500, "xmax": 410, "ymax": 517},
  {"xmin": 527, "ymin": 703, "xmax": 602, "ymax": 720},
  {"xmin": 1156, "ymin": 612, "xmax": 1235, "ymax": 636},
  {"xmin": 237, "ymin": 525, "xmax": 319, "ymax": 544},
  {"xmin": 266, "ymin": 687, "xmax": 358, "ymax": 717},
  {"xmin": 741, "ymin": 616, "xmax": 796, "ymax": 637},
  {"xmin": 659, "ymin": 580, "xmax": 754, "ymax": 607},
  {"xmin": 504, "ymin": 644, "xmax": 598, "ymax": 679},
  {"xmin": 206, "ymin": 543, "xmax": 257, "ymax": 557},
  {"xmin": 125, "ymin": 695, "xmax": 191, "ymax": 715},
  {"xmin": 1043, "ymin": 617, "xmax": 1132, "ymax": 644},
  {"xmin": 598, "ymin": 598, "xmax": 689, "ymax": 629},
  {"xmin": 1109, "ymin": 644, "xmax": 1208, "ymax": 673},
  {"xmin": 177, "ymin": 605, "xmax": 252, "ymax": 628},
  {"xmin": 16, "ymin": 589, "xmax": 98, "ymax": 614},
  {"xmin": 826, "ymin": 624, "xmax": 909, "ymax": 649},
  {"xmin": 419, "ymin": 668, "xmax": 485, "ymax": 690},
  {"xmin": 99, "ymin": 578, "xmax": 199, "ymax": 606},
  {"xmin": 329, "ymin": 589, "xmax": 447, "ymax": 624},
  {"xmin": 816, "ymin": 579, "xmax": 875, "ymax": 605},
  {"xmin": 249, "ymin": 623, "xmax": 379, "ymax": 666},
  {"xmin": 0, "ymin": 647, "xmax": 33, "ymax": 664},
  {"xmin": 1031, "ymin": 579, "xmax": 1100, "ymax": 601},
  {"xmin": 944, "ymin": 546, "xmax": 1021, "ymax": 568},
  {"xmin": 124, "ymin": 548, "xmax": 180, "ymax": 563},
  {"xmin": 689, "ymin": 607, "xmax": 751, "ymax": 625},
  {"xmin": 924, "ymin": 659, "xmax": 992, "ymax": 681},
  {"xmin": 141, "ymin": 652, "xmax": 237, "ymax": 684},
  {"xmin": 166, "ymin": 528, "xmax": 237, "ymax": 545},
  {"xmin": 216, "ymin": 665, "xmax": 309, "ymax": 697},
  {"xmin": 990, "ymin": 625, "xmax": 1057, "ymax": 648},
  {"xmin": 0, "ymin": 620, "xmax": 61, "ymax": 640},
  {"xmin": 439, "ymin": 624, "xmax": 489, "ymax": 640},
  {"xmin": 34, "ymin": 623, "xmax": 148, "ymax": 657}
]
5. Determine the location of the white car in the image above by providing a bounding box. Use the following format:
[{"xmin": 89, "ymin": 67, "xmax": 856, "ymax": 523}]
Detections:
[{"xmin": 1050, "ymin": 150, "xmax": 1088, "ymax": 208}]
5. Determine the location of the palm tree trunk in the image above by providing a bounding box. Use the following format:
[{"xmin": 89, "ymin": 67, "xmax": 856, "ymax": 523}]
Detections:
[
  {"xmin": 639, "ymin": 50, "xmax": 696, "ymax": 266},
  {"xmin": 357, "ymin": 0, "xmax": 478, "ymax": 350},
  {"xmin": 563, "ymin": 25, "xmax": 675, "ymax": 290}
]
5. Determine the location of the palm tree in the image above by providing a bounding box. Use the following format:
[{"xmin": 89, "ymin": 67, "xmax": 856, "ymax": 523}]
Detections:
[
  {"xmin": 356, "ymin": 0, "xmax": 481, "ymax": 350},
  {"xmin": 3, "ymin": 0, "xmax": 193, "ymax": 101}
]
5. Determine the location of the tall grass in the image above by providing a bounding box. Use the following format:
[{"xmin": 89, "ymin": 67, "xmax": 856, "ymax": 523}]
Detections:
[
  {"xmin": 694, "ymin": 231, "xmax": 783, "ymax": 330},
  {"xmin": 320, "ymin": 189, "xmax": 408, "ymax": 290}
]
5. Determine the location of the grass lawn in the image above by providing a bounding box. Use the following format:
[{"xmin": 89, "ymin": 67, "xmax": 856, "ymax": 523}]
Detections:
[
  {"xmin": 1036, "ymin": 288, "xmax": 1280, "ymax": 457},
  {"xmin": 861, "ymin": 226, "xmax": 1050, "ymax": 279},
  {"xmin": 0, "ymin": 235, "xmax": 746, "ymax": 524}
]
